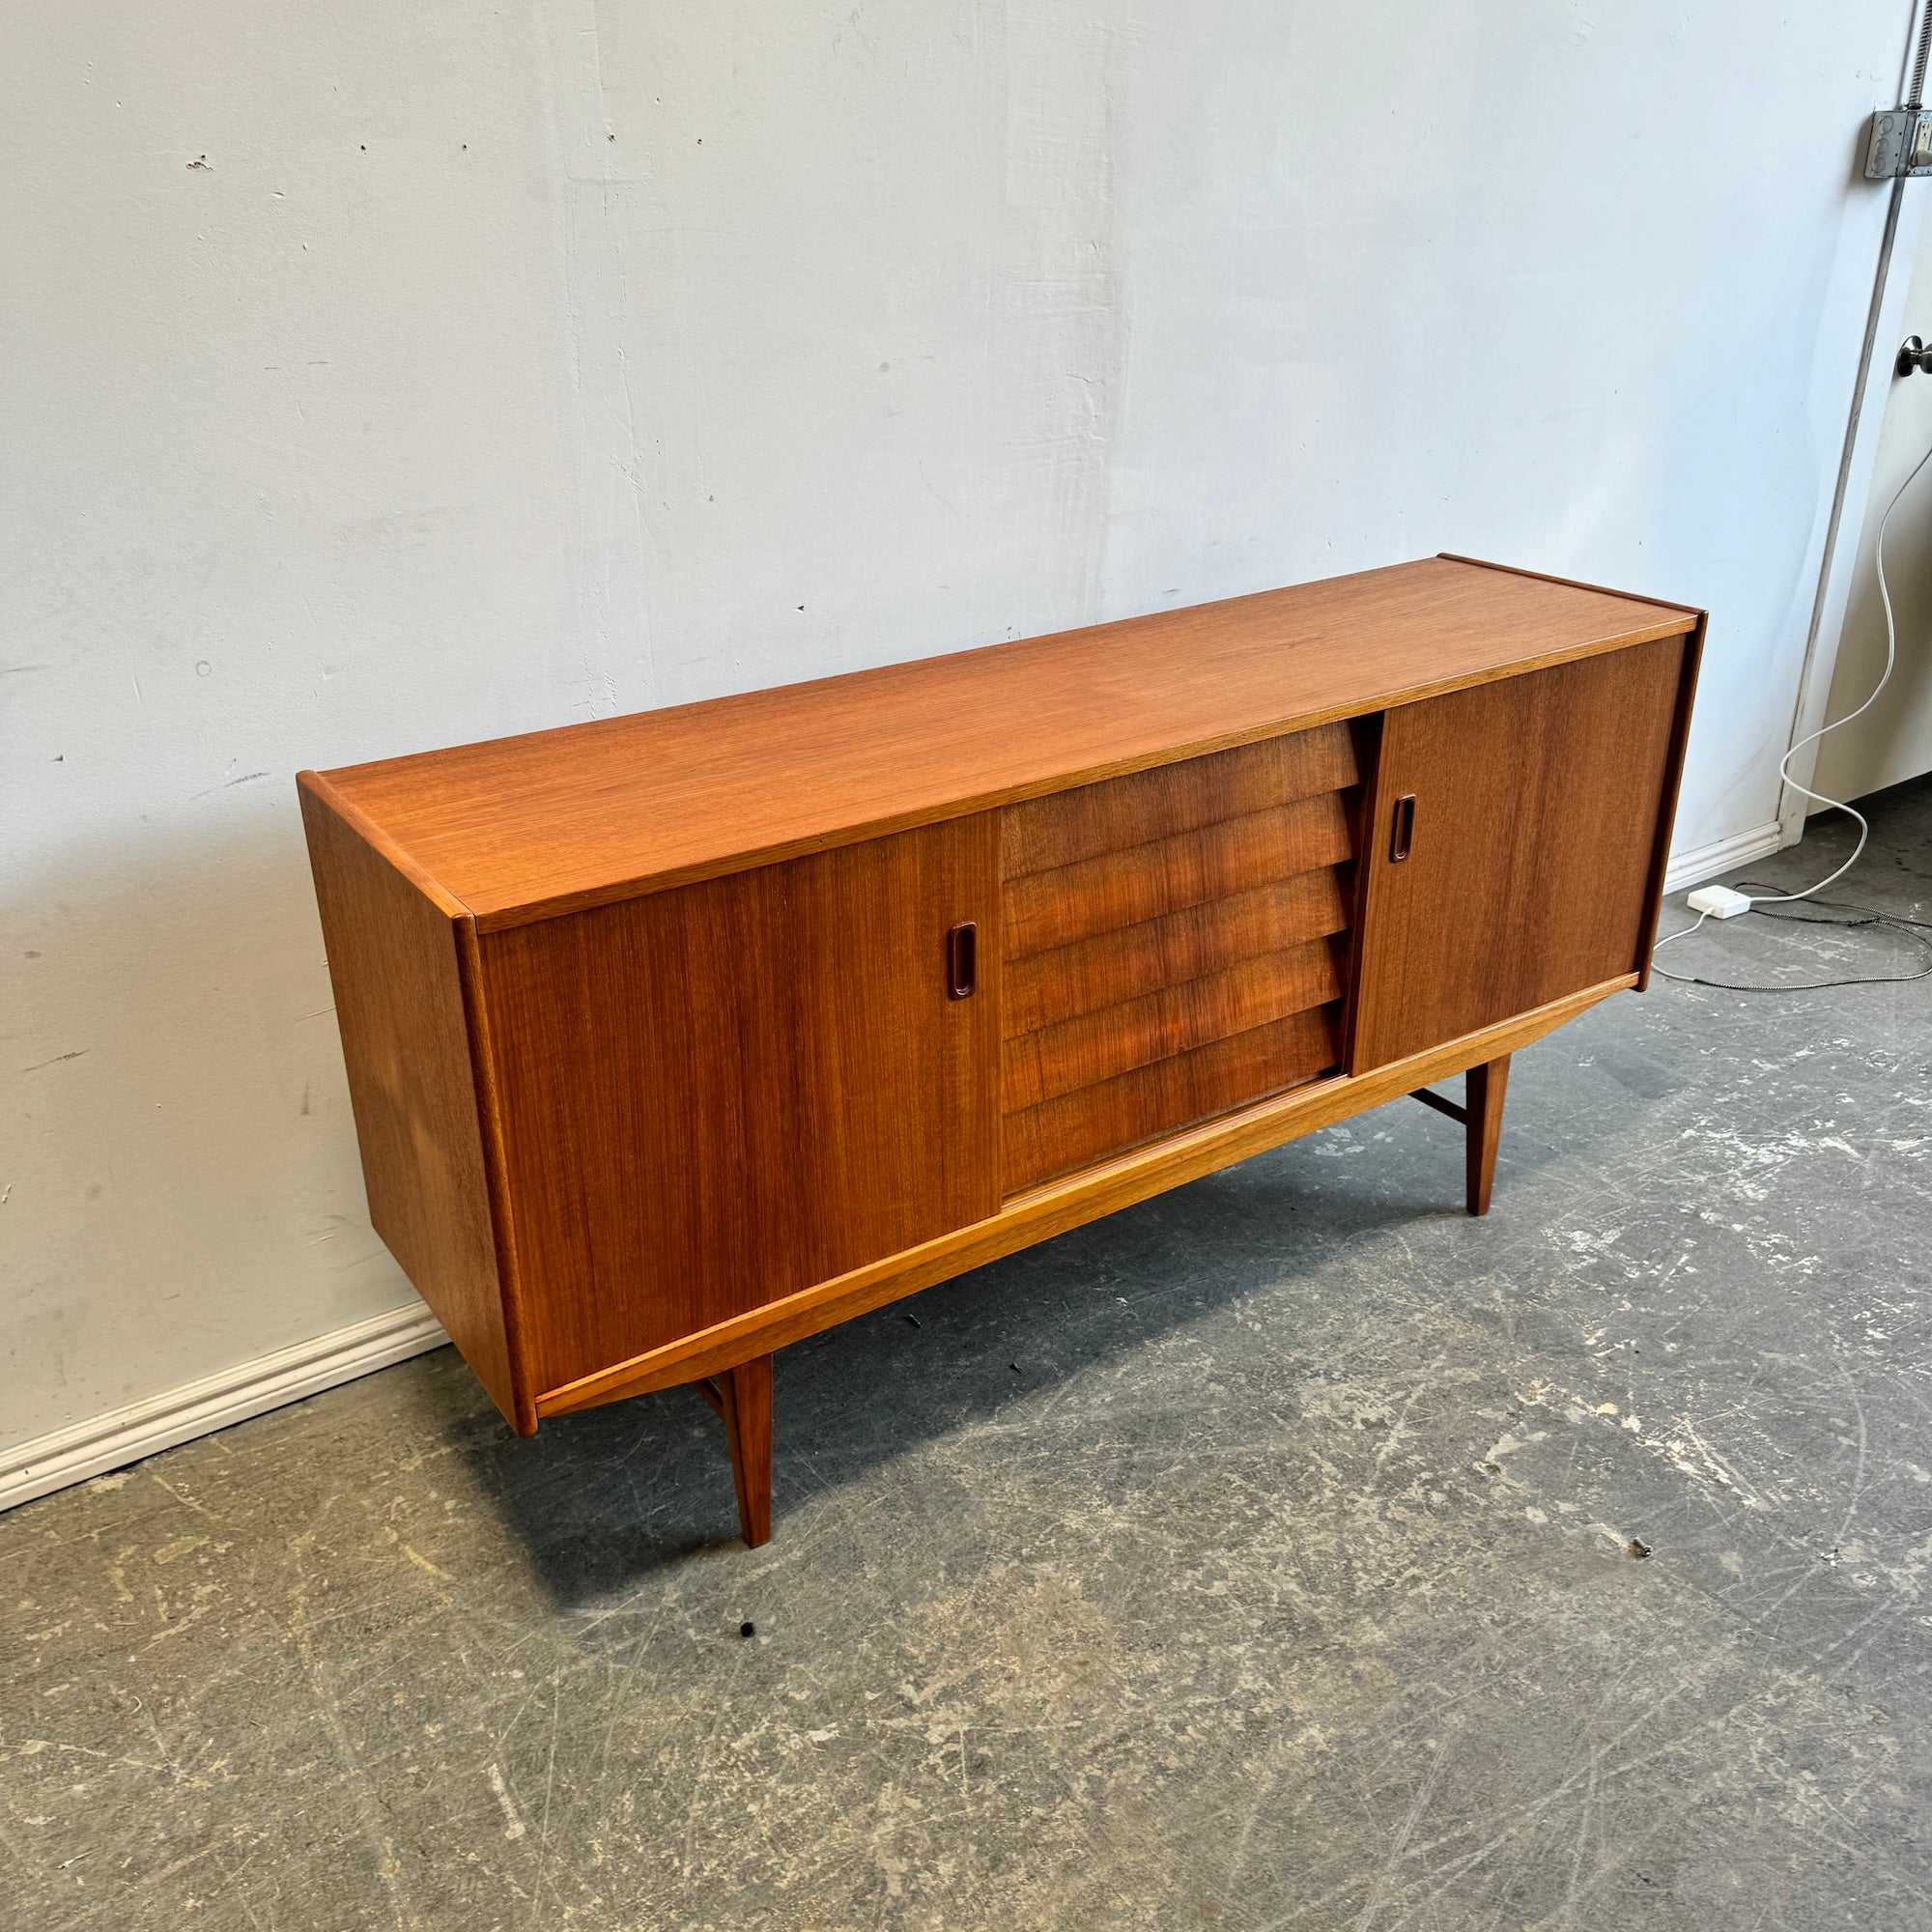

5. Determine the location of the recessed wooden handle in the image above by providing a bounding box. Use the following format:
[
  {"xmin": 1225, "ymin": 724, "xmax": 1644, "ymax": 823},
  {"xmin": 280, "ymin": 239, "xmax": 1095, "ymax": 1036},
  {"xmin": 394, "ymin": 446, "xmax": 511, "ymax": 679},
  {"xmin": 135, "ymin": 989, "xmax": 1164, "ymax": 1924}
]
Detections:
[
  {"xmin": 1389, "ymin": 793, "xmax": 1416, "ymax": 863},
  {"xmin": 946, "ymin": 922, "xmax": 977, "ymax": 999}
]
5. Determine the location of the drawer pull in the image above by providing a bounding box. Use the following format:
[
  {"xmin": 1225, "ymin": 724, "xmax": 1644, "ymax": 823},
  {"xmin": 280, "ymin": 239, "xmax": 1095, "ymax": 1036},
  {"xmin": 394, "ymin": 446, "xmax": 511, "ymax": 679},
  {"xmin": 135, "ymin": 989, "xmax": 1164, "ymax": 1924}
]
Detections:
[
  {"xmin": 1390, "ymin": 793, "xmax": 1416, "ymax": 863},
  {"xmin": 947, "ymin": 922, "xmax": 978, "ymax": 1000}
]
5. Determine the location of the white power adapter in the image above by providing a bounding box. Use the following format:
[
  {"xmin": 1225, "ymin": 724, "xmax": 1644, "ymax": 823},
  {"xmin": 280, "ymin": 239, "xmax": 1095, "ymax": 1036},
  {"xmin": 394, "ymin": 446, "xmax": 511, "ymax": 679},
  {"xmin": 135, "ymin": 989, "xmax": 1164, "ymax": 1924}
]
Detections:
[{"xmin": 1686, "ymin": 884, "xmax": 1752, "ymax": 919}]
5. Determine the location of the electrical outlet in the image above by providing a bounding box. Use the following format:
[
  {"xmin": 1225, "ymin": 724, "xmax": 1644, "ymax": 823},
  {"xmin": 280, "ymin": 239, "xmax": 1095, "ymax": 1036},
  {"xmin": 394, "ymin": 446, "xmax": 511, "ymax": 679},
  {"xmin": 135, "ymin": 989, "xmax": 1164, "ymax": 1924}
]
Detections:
[{"xmin": 1867, "ymin": 108, "xmax": 1932, "ymax": 179}]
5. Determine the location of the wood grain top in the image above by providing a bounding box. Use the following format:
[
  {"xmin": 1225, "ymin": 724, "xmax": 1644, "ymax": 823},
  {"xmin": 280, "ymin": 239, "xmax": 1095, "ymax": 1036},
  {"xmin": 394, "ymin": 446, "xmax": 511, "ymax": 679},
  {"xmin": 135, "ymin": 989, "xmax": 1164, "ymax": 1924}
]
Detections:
[{"xmin": 301, "ymin": 555, "xmax": 1696, "ymax": 931}]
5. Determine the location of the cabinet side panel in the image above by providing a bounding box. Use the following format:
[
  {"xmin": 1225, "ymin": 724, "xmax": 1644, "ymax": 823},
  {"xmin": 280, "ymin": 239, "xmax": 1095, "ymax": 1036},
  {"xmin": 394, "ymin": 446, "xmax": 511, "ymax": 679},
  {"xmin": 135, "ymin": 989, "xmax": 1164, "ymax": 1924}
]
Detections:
[
  {"xmin": 1350, "ymin": 634, "xmax": 1689, "ymax": 1069},
  {"xmin": 298, "ymin": 783, "xmax": 518, "ymax": 1424},
  {"xmin": 482, "ymin": 816, "xmax": 1000, "ymax": 1396}
]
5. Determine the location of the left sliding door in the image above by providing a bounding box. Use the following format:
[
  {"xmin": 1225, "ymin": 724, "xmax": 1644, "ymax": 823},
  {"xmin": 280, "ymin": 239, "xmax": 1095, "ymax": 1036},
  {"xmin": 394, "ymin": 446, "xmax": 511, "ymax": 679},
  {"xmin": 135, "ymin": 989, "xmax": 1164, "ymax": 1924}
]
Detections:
[{"xmin": 479, "ymin": 817, "xmax": 1000, "ymax": 1399}]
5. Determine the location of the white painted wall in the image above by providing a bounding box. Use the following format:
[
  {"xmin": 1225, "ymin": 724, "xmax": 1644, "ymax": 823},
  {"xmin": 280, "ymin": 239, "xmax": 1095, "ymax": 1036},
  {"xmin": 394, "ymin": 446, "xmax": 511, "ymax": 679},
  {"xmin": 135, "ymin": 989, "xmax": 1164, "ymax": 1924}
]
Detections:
[
  {"xmin": 2, "ymin": 2, "xmax": 1919, "ymax": 1484},
  {"xmin": 1815, "ymin": 206, "xmax": 1932, "ymax": 808}
]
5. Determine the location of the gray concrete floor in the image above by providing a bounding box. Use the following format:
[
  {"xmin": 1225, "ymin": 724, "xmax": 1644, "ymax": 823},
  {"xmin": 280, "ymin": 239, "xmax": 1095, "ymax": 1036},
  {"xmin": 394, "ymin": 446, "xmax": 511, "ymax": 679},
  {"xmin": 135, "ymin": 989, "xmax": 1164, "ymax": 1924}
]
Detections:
[{"xmin": 12, "ymin": 782, "xmax": 1932, "ymax": 1931}]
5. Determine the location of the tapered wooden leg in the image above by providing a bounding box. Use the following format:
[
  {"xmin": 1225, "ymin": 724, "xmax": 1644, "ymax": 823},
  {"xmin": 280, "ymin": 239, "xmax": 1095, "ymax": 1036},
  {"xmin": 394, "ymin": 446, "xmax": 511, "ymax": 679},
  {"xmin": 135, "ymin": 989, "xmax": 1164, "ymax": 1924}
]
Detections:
[
  {"xmin": 696, "ymin": 1356, "xmax": 773, "ymax": 1547},
  {"xmin": 1464, "ymin": 1053, "xmax": 1511, "ymax": 1217}
]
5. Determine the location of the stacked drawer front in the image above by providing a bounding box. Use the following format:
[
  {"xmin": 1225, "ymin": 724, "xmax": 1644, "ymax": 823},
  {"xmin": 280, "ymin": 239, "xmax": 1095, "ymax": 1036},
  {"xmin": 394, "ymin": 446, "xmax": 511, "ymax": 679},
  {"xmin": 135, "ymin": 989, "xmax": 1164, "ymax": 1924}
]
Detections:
[{"xmin": 999, "ymin": 725, "xmax": 1359, "ymax": 1193}]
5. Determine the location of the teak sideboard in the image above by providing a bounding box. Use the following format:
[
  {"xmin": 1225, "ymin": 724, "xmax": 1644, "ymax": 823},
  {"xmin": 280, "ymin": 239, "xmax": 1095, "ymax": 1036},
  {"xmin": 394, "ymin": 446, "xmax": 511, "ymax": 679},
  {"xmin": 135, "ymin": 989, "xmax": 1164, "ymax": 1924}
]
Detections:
[{"xmin": 299, "ymin": 555, "xmax": 1703, "ymax": 1547}]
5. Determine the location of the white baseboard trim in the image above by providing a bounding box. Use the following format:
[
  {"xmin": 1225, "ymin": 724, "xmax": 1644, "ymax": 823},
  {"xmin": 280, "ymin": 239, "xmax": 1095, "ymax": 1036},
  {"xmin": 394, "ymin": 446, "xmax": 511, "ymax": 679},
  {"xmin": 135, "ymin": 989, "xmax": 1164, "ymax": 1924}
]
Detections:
[
  {"xmin": 1662, "ymin": 819, "xmax": 1786, "ymax": 895},
  {"xmin": 0, "ymin": 1303, "xmax": 448, "ymax": 1515}
]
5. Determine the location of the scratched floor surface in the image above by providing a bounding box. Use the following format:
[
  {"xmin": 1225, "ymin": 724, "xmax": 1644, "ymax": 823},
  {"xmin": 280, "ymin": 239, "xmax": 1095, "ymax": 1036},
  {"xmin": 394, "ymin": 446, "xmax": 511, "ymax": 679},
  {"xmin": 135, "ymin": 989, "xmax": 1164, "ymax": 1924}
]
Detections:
[{"xmin": 11, "ymin": 781, "xmax": 1932, "ymax": 1930}]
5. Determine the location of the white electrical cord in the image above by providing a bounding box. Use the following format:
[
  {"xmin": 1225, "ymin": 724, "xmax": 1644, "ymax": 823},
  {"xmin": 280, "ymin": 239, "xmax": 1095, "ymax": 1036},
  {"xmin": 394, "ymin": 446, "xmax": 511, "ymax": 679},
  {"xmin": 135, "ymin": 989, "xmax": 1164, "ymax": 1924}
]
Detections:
[
  {"xmin": 1760, "ymin": 431, "xmax": 1932, "ymax": 902},
  {"xmin": 1650, "ymin": 907, "xmax": 1710, "ymax": 958},
  {"xmin": 1654, "ymin": 429, "xmax": 1932, "ymax": 971}
]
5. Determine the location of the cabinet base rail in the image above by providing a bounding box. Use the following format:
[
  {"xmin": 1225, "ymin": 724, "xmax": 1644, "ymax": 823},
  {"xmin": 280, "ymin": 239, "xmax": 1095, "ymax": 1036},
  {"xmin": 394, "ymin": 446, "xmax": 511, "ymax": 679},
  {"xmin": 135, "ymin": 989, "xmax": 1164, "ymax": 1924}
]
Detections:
[{"xmin": 542, "ymin": 981, "xmax": 1625, "ymax": 1544}]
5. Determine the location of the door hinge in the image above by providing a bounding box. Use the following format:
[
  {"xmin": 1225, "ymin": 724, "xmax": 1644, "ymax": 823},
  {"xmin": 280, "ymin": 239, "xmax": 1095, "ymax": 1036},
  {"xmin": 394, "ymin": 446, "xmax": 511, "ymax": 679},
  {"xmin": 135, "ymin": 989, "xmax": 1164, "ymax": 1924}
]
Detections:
[{"xmin": 1865, "ymin": 107, "xmax": 1932, "ymax": 179}]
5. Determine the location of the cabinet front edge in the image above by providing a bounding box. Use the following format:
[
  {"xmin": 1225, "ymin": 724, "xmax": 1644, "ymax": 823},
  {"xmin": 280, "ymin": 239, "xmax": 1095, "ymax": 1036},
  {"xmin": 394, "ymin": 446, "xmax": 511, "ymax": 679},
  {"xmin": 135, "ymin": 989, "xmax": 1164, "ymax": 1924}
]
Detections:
[
  {"xmin": 453, "ymin": 919, "xmax": 541, "ymax": 1436},
  {"xmin": 534, "ymin": 973, "xmax": 1637, "ymax": 1419},
  {"xmin": 1634, "ymin": 612, "xmax": 1709, "ymax": 990}
]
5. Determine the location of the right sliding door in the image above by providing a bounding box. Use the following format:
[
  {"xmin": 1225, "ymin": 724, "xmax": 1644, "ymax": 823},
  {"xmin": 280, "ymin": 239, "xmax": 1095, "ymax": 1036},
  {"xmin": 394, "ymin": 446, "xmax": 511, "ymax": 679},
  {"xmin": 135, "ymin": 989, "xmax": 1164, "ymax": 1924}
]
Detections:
[{"xmin": 1350, "ymin": 634, "xmax": 1691, "ymax": 1072}]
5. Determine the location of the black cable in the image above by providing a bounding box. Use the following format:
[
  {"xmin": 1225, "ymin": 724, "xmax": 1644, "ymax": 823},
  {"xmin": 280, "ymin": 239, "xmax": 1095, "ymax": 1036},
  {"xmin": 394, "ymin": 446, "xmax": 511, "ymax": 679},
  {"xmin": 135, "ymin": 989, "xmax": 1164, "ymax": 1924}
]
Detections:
[
  {"xmin": 1732, "ymin": 880, "xmax": 1932, "ymax": 923},
  {"xmin": 1650, "ymin": 882, "xmax": 1932, "ymax": 992}
]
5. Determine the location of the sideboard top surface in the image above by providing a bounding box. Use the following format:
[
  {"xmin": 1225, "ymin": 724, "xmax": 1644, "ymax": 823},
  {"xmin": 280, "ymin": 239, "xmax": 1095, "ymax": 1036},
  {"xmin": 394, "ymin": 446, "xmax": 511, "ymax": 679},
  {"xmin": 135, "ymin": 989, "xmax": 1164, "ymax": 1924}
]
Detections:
[{"xmin": 304, "ymin": 555, "xmax": 1697, "ymax": 931}]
